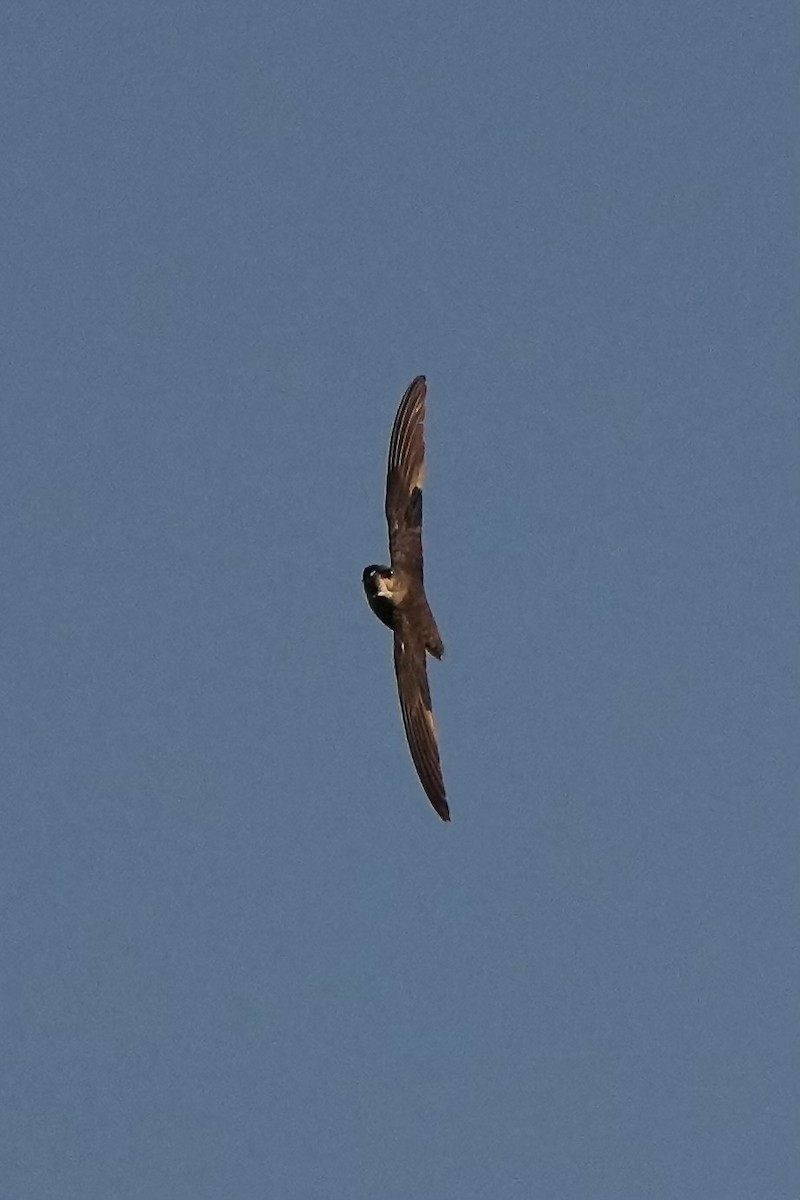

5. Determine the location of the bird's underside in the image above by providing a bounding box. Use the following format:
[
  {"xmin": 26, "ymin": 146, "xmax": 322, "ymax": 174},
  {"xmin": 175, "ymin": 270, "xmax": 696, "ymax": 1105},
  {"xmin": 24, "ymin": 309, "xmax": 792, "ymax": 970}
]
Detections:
[{"xmin": 362, "ymin": 376, "xmax": 449, "ymax": 821}]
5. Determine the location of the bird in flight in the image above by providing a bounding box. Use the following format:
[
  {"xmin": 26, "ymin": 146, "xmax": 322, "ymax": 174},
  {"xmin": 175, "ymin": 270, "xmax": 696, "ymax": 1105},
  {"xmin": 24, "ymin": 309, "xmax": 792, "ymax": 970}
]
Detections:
[{"xmin": 362, "ymin": 376, "xmax": 449, "ymax": 821}]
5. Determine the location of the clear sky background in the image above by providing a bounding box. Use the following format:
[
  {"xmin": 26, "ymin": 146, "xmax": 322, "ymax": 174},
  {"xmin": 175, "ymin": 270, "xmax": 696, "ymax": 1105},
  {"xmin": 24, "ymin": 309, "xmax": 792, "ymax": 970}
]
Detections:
[{"xmin": 2, "ymin": 3, "xmax": 796, "ymax": 1198}]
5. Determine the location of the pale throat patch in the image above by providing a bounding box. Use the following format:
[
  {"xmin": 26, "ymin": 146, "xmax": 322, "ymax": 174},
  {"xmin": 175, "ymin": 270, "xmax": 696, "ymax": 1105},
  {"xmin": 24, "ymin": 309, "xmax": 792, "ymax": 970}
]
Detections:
[{"xmin": 375, "ymin": 572, "xmax": 406, "ymax": 602}]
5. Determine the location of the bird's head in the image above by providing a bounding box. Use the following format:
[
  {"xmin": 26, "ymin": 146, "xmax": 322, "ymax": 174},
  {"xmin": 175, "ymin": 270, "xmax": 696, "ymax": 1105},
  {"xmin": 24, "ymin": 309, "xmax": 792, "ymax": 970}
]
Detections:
[
  {"xmin": 362, "ymin": 565, "xmax": 398, "ymax": 630},
  {"xmin": 362, "ymin": 564, "xmax": 393, "ymax": 598}
]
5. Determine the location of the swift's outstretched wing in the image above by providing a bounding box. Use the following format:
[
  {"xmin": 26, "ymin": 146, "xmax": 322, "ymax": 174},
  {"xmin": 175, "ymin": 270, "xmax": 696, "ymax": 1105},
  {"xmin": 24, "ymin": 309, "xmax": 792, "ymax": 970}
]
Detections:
[
  {"xmin": 385, "ymin": 375, "xmax": 427, "ymax": 580},
  {"xmin": 393, "ymin": 613, "xmax": 449, "ymax": 822}
]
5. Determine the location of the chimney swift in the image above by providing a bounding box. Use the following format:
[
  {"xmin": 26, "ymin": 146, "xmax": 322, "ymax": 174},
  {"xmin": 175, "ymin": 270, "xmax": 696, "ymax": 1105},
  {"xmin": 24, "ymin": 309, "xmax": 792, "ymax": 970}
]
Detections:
[{"xmin": 362, "ymin": 376, "xmax": 449, "ymax": 821}]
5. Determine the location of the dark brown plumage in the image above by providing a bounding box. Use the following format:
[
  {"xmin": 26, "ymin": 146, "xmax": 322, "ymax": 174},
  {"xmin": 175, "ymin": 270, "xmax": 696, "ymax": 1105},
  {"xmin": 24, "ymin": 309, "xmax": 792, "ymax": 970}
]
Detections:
[{"xmin": 362, "ymin": 376, "xmax": 449, "ymax": 821}]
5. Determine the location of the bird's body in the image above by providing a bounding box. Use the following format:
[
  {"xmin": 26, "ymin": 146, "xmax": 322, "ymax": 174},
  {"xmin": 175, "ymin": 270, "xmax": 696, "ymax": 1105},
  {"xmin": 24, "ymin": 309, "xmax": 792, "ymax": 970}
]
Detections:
[
  {"xmin": 363, "ymin": 566, "xmax": 444, "ymax": 656},
  {"xmin": 362, "ymin": 377, "xmax": 449, "ymax": 821}
]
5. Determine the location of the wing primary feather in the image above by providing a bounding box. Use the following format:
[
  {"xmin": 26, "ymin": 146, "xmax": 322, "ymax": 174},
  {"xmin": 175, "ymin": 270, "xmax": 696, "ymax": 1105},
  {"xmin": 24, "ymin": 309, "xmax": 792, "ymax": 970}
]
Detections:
[
  {"xmin": 386, "ymin": 377, "xmax": 427, "ymax": 574},
  {"xmin": 387, "ymin": 376, "xmax": 426, "ymax": 483},
  {"xmin": 393, "ymin": 623, "xmax": 449, "ymax": 822}
]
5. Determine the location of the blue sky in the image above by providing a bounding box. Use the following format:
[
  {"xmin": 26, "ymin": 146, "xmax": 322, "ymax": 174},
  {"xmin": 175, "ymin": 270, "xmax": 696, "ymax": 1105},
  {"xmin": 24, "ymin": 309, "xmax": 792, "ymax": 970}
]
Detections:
[{"xmin": 2, "ymin": 3, "xmax": 796, "ymax": 1197}]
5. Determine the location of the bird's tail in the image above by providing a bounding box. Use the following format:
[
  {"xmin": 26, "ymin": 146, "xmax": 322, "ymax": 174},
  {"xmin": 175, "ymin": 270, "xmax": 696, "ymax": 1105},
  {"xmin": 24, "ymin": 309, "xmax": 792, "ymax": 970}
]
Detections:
[{"xmin": 425, "ymin": 611, "xmax": 445, "ymax": 660}]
